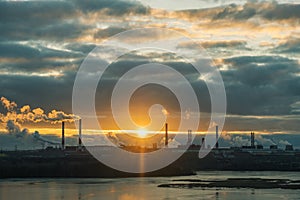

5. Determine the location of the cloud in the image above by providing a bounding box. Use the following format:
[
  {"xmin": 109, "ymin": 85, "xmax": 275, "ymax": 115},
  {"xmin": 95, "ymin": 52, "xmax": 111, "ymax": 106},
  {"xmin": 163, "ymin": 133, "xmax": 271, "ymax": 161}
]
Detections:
[
  {"xmin": 0, "ymin": 42, "xmax": 84, "ymax": 74},
  {"xmin": 94, "ymin": 27, "xmax": 128, "ymax": 39},
  {"xmin": 210, "ymin": 2, "xmax": 300, "ymax": 21},
  {"xmin": 73, "ymin": 0, "xmax": 149, "ymax": 16},
  {"xmin": 274, "ymin": 37, "xmax": 300, "ymax": 53},
  {"xmin": 0, "ymin": 97, "xmax": 78, "ymax": 134},
  {"xmin": 219, "ymin": 133, "xmax": 299, "ymax": 148},
  {"xmin": 201, "ymin": 40, "xmax": 248, "ymax": 49},
  {"xmin": 177, "ymin": 40, "xmax": 249, "ymax": 52},
  {"xmin": 0, "ymin": 43, "xmax": 40, "ymax": 58},
  {"xmin": 224, "ymin": 114, "xmax": 300, "ymax": 133},
  {"xmin": 0, "ymin": 0, "xmax": 299, "ymax": 134},
  {"xmin": 219, "ymin": 55, "xmax": 300, "ymax": 115},
  {"xmin": 0, "ymin": 0, "xmax": 149, "ymax": 42},
  {"xmin": 64, "ymin": 43, "xmax": 96, "ymax": 54},
  {"xmin": 290, "ymin": 101, "xmax": 300, "ymax": 114},
  {"xmin": 262, "ymin": 2, "xmax": 300, "ymax": 20},
  {"xmin": 0, "ymin": 1, "xmax": 76, "ymax": 23},
  {"xmin": 255, "ymin": 134, "xmax": 275, "ymax": 145},
  {"xmin": 0, "ymin": 1, "xmax": 79, "ymax": 41},
  {"xmin": 0, "ymin": 71, "xmax": 76, "ymax": 114}
]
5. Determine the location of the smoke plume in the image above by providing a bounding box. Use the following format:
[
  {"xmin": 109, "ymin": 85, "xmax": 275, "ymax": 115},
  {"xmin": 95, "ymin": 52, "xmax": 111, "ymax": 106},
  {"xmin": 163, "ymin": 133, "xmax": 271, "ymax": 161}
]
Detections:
[{"xmin": 0, "ymin": 96, "xmax": 78, "ymax": 134}]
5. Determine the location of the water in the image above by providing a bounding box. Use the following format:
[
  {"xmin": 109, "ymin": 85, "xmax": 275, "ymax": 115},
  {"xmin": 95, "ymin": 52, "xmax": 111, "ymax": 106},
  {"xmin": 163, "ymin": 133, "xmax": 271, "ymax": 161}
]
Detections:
[{"xmin": 0, "ymin": 171, "xmax": 300, "ymax": 200}]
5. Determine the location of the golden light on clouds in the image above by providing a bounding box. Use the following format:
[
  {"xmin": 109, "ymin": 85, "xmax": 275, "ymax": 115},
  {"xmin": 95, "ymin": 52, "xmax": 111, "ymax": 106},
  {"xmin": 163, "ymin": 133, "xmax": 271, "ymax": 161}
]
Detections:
[{"xmin": 0, "ymin": 0, "xmax": 299, "ymax": 136}]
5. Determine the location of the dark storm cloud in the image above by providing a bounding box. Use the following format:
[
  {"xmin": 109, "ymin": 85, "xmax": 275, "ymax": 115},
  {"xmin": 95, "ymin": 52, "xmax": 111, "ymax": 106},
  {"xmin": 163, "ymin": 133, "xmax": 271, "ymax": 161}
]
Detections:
[{"xmin": 221, "ymin": 55, "xmax": 300, "ymax": 115}]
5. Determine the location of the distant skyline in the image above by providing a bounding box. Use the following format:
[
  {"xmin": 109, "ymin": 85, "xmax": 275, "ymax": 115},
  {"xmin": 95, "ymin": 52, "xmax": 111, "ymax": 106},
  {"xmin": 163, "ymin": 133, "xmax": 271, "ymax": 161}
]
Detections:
[{"xmin": 0, "ymin": 0, "xmax": 300, "ymax": 134}]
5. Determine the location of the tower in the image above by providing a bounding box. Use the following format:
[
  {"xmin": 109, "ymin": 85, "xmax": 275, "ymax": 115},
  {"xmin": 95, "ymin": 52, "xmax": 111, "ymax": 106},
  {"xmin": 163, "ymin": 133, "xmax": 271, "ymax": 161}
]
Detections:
[
  {"xmin": 165, "ymin": 123, "xmax": 168, "ymax": 147},
  {"xmin": 187, "ymin": 129, "xmax": 192, "ymax": 145}
]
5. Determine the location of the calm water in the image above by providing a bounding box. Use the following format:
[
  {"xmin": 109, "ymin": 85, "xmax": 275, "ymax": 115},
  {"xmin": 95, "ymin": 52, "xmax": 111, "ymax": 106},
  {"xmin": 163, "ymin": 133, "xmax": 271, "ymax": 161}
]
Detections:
[{"xmin": 0, "ymin": 171, "xmax": 300, "ymax": 200}]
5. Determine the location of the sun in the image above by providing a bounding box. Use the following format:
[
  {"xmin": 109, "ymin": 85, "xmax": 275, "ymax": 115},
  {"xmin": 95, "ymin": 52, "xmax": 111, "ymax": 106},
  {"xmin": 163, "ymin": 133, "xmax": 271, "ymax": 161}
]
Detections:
[{"xmin": 137, "ymin": 128, "xmax": 148, "ymax": 138}]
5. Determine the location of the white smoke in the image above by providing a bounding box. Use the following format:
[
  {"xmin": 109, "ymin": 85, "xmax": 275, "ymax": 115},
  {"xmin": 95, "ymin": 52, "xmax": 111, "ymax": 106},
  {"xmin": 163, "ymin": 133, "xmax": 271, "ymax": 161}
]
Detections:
[
  {"xmin": 6, "ymin": 120, "xmax": 21, "ymax": 134},
  {"xmin": 33, "ymin": 131, "xmax": 60, "ymax": 145},
  {"xmin": 221, "ymin": 132, "xmax": 232, "ymax": 140},
  {"xmin": 231, "ymin": 135, "xmax": 250, "ymax": 146},
  {"xmin": 279, "ymin": 140, "xmax": 291, "ymax": 146},
  {"xmin": 255, "ymin": 134, "xmax": 275, "ymax": 145}
]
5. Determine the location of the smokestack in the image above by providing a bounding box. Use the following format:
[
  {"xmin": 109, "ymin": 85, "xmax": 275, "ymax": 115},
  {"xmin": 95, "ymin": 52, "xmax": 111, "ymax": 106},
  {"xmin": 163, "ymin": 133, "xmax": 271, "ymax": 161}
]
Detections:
[
  {"xmin": 165, "ymin": 123, "xmax": 168, "ymax": 147},
  {"xmin": 78, "ymin": 119, "xmax": 82, "ymax": 148},
  {"xmin": 216, "ymin": 126, "xmax": 219, "ymax": 149},
  {"xmin": 251, "ymin": 132, "xmax": 255, "ymax": 147},
  {"xmin": 62, "ymin": 121, "xmax": 65, "ymax": 150},
  {"xmin": 187, "ymin": 129, "xmax": 192, "ymax": 145},
  {"xmin": 202, "ymin": 138, "xmax": 205, "ymax": 149}
]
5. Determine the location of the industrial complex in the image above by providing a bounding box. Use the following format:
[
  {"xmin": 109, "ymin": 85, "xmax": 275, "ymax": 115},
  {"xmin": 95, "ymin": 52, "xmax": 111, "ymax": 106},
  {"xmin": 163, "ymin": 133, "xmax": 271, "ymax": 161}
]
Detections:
[{"xmin": 0, "ymin": 121, "xmax": 300, "ymax": 178}]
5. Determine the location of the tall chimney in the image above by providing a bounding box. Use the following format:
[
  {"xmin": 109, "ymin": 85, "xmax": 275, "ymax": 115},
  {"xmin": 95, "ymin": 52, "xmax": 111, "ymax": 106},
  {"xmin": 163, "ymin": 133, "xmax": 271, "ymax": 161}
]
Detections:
[
  {"xmin": 62, "ymin": 121, "xmax": 65, "ymax": 150},
  {"xmin": 165, "ymin": 123, "xmax": 168, "ymax": 147},
  {"xmin": 216, "ymin": 125, "xmax": 219, "ymax": 149},
  {"xmin": 251, "ymin": 132, "xmax": 255, "ymax": 147},
  {"xmin": 78, "ymin": 119, "xmax": 82, "ymax": 148},
  {"xmin": 187, "ymin": 129, "xmax": 192, "ymax": 145}
]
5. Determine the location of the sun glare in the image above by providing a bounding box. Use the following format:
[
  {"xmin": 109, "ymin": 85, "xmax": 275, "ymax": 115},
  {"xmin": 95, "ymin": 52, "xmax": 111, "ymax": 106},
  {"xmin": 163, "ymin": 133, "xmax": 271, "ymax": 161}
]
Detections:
[{"xmin": 137, "ymin": 128, "xmax": 148, "ymax": 138}]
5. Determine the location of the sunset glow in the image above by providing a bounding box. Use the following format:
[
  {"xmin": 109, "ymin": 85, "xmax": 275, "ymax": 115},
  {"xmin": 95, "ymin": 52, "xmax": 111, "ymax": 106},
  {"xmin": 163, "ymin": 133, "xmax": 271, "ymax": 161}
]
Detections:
[
  {"xmin": 136, "ymin": 128, "xmax": 148, "ymax": 138},
  {"xmin": 0, "ymin": 0, "xmax": 299, "ymax": 145}
]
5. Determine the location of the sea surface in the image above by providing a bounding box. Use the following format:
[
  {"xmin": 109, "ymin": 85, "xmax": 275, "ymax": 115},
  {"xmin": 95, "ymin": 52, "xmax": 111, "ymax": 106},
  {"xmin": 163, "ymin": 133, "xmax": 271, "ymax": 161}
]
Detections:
[{"xmin": 0, "ymin": 171, "xmax": 300, "ymax": 200}]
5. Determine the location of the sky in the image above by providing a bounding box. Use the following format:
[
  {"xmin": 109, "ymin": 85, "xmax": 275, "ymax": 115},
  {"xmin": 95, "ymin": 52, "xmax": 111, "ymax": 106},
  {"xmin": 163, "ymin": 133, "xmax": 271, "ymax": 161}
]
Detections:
[{"xmin": 0, "ymin": 0, "xmax": 300, "ymax": 137}]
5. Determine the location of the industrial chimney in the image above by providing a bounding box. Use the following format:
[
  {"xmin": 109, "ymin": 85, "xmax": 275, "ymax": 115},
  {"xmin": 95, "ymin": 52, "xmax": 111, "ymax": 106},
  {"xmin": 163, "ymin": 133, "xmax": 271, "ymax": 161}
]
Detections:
[
  {"xmin": 202, "ymin": 138, "xmax": 205, "ymax": 149},
  {"xmin": 78, "ymin": 119, "xmax": 82, "ymax": 149},
  {"xmin": 216, "ymin": 126, "xmax": 219, "ymax": 149},
  {"xmin": 187, "ymin": 129, "xmax": 192, "ymax": 145},
  {"xmin": 165, "ymin": 123, "xmax": 168, "ymax": 147},
  {"xmin": 251, "ymin": 132, "xmax": 255, "ymax": 148},
  {"xmin": 61, "ymin": 121, "xmax": 65, "ymax": 150}
]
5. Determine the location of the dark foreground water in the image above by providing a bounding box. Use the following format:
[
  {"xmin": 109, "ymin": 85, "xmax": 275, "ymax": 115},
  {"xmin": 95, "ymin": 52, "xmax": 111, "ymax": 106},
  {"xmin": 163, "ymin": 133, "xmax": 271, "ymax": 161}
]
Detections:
[{"xmin": 0, "ymin": 171, "xmax": 300, "ymax": 200}]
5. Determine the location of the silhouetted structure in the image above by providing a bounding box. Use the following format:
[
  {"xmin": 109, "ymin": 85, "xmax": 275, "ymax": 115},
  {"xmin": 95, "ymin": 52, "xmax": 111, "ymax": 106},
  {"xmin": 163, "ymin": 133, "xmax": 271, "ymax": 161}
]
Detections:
[
  {"xmin": 61, "ymin": 121, "xmax": 65, "ymax": 150},
  {"xmin": 202, "ymin": 138, "xmax": 205, "ymax": 149},
  {"xmin": 165, "ymin": 123, "xmax": 168, "ymax": 147},
  {"xmin": 216, "ymin": 126, "xmax": 219, "ymax": 149},
  {"xmin": 78, "ymin": 119, "xmax": 82, "ymax": 149},
  {"xmin": 251, "ymin": 132, "xmax": 255, "ymax": 147},
  {"xmin": 187, "ymin": 130, "xmax": 192, "ymax": 145}
]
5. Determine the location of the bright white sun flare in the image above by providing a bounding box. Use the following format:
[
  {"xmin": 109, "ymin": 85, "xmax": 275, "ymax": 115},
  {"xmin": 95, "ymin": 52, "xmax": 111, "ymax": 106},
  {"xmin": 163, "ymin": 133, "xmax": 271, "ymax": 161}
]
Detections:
[{"xmin": 137, "ymin": 128, "xmax": 148, "ymax": 138}]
